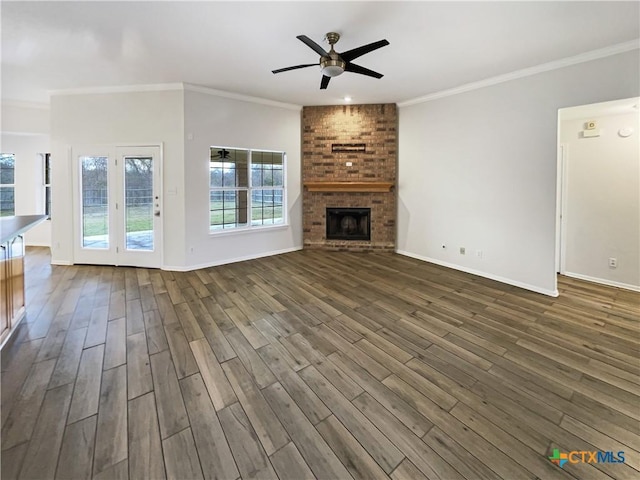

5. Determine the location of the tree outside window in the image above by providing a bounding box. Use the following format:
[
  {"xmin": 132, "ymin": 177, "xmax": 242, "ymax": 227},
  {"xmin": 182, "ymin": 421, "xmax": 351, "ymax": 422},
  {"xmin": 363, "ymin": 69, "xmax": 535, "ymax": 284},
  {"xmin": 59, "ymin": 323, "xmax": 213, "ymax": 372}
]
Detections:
[
  {"xmin": 209, "ymin": 147, "xmax": 285, "ymax": 231},
  {"xmin": 0, "ymin": 154, "xmax": 16, "ymax": 217},
  {"xmin": 43, "ymin": 153, "xmax": 51, "ymax": 218}
]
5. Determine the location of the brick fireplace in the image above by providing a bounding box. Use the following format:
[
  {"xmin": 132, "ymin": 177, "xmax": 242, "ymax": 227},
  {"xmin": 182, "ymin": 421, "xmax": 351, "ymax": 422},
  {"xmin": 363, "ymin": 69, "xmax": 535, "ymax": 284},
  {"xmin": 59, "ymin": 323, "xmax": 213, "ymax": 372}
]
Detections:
[{"xmin": 302, "ymin": 104, "xmax": 397, "ymax": 251}]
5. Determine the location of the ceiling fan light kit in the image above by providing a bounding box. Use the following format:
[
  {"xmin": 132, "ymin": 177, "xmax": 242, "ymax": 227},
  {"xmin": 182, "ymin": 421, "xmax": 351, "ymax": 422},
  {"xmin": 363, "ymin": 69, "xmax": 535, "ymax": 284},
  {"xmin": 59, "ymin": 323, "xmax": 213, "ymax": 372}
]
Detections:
[
  {"xmin": 272, "ymin": 32, "xmax": 389, "ymax": 90},
  {"xmin": 321, "ymin": 59, "xmax": 346, "ymax": 78}
]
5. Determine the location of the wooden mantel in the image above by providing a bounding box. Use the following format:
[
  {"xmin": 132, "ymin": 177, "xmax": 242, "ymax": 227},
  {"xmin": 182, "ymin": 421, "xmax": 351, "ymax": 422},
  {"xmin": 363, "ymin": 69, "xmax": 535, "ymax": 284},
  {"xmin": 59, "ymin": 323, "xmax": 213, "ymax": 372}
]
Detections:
[{"xmin": 304, "ymin": 181, "xmax": 394, "ymax": 193}]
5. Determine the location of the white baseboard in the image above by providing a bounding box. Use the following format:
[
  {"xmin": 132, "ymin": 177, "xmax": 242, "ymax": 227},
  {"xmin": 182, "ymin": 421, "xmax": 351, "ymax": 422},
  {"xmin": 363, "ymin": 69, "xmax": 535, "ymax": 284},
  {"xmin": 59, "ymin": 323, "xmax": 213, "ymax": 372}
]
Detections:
[
  {"xmin": 163, "ymin": 246, "xmax": 303, "ymax": 272},
  {"xmin": 562, "ymin": 271, "xmax": 640, "ymax": 292},
  {"xmin": 25, "ymin": 242, "xmax": 51, "ymax": 247},
  {"xmin": 50, "ymin": 259, "xmax": 73, "ymax": 266},
  {"xmin": 396, "ymin": 250, "xmax": 559, "ymax": 297}
]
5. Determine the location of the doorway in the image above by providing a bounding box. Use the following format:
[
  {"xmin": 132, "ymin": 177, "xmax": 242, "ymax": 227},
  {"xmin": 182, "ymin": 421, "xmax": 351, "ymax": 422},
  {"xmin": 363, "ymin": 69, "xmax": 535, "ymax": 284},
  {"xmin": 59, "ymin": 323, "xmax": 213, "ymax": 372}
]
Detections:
[
  {"xmin": 72, "ymin": 145, "xmax": 162, "ymax": 268},
  {"xmin": 556, "ymin": 98, "xmax": 639, "ymax": 291}
]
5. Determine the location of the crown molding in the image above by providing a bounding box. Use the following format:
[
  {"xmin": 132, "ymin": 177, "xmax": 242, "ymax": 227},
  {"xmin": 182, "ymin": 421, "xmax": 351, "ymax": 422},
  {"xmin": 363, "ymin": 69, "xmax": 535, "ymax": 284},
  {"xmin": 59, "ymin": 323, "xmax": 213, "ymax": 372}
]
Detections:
[
  {"xmin": 1, "ymin": 99, "xmax": 50, "ymax": 110},
  {"xmin": 46, "ymin": 82, "xmax": 301, "ymax": 111},
  {"xmin": 398, "ymin": 39, "xmax": 640, "ymax": 108},
  {"xmin": 0, "ymin": 131, "xmax": 49, "ymax": 137},
  {"xmin": 48, "ymin": 83, "xmax": 185, "ymax": 98},
  {"xmin": 183, "ymin": 84, "xmax": 302, "ymax": 111}
]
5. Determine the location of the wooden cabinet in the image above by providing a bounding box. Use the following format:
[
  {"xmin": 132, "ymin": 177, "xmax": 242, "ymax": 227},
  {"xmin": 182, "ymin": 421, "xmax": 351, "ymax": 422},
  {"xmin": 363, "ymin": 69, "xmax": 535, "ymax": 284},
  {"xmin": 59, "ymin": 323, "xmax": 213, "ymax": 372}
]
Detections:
[
  {"xmin": 0, "ymin": 215, "xmax": 47, "ymax": 348},
  {"xmin": 1, "ymin": 235, "xmax": 25, "ymax": 345},
  {"xmin": 0, "ymin": 243, "xmax": 9, "ymax": 338},
  {"xmin": 10, "ymin": 235, "xmax": 25, "ymax": 321}
]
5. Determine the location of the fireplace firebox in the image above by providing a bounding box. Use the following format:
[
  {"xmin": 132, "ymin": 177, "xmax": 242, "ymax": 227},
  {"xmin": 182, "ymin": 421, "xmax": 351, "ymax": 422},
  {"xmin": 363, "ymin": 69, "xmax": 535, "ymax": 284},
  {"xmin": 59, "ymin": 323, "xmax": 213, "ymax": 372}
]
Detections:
[{"xmin": 326, "ymin": 208, "xmax": 371, "ymax": 241}]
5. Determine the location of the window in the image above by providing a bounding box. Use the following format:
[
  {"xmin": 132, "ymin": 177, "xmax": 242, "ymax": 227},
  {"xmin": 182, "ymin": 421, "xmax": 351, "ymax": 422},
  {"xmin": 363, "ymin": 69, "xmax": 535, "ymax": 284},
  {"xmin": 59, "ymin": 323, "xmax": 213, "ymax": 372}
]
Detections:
[
  {"xmin": 210, "ymin": 147, "xmax": 284, "ymax": 231},
  {"xmin": 43, "ymin": 153, "xmax": 51, "ymax": 218},
  {"xmin": 0, "ymin": 153, "xmax": 15, "ymax": 217}
]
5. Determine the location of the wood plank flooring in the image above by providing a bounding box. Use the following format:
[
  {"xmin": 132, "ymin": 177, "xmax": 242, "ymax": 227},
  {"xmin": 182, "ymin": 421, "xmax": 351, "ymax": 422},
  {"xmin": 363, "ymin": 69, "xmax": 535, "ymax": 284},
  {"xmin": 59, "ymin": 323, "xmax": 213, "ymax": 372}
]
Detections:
[{"xmin": 2, "ymin": 246, "xmax": 639, "ymax": 479}]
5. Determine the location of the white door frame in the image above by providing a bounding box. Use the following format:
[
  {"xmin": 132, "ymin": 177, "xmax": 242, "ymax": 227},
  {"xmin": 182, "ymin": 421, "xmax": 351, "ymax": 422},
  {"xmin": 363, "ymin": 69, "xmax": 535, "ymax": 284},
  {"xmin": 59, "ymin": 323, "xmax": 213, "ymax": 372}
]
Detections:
[
  {"xmin": 72, "ymin": 144, "xmax": 163, "ymax": 268},
  {"xmin": 555, "ymin": 142, "xmax": 568, "ymax": 274}
]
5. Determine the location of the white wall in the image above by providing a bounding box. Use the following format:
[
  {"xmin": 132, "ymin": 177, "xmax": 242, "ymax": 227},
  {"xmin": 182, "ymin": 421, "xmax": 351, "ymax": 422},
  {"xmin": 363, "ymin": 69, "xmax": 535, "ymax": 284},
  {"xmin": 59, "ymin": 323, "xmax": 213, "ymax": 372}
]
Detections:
[
  {"xmin": 49, "ymin": 85, "xmax": 302, "ymax": 269},
  {"xmin": 1, "ymin": 102, "xmax": 50, "ymax": 135},
  {"xmin": 561, "ymin": 109, "xmax": 639, "ymax": 290},
  {"xmin": 1, "ymin": 102, "xmax": 51, "ymax": 246},
  {"xmin": 50, "ymin": 89, "xmax": 185, "ymax": 266},
  {"xmin": 182, "ymin": 87, "xmax": 302, "ymax": 269},
  {"xmin": 398, "ymin": 50, "xmax": 640, "ymax": 296}
]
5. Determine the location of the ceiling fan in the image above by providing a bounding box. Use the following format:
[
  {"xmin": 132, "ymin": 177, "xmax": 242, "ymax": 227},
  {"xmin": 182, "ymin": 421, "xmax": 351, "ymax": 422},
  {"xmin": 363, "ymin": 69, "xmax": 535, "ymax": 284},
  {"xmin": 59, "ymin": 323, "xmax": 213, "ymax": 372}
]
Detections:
[
  {"xmin": 216, "ymin": 149, "xmax": 230, "ymax": 159},
  {"xmin": 272, "ymin": 32, "xmax": 389, "ymax": 90}
]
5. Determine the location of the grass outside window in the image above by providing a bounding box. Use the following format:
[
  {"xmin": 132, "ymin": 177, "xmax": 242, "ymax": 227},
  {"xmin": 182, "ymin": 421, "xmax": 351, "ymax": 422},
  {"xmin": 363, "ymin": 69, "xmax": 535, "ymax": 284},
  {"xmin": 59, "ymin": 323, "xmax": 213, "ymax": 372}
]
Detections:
[{"xmin": 210, "ymin": 147, "xmax": 285, "ymax": 232}]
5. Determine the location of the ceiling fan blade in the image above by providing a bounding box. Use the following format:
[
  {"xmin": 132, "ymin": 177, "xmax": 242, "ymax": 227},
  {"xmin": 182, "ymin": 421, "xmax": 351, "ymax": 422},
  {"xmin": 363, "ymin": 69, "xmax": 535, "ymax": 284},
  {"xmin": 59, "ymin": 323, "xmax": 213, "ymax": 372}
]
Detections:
[
  {"xmin": 340, "ymin": 39, "xmax": 389, "ymax": 62},
  {"xmin": 297, "ymin": 35, "xmax": 329, "ymax": 57},
  {"xmin": 345, "ymin": 62, "xmax": 384, "ymax": 79},
  {"xmin": 272, "ymin": 63, "xmax": 318, "ymax": 74},
  {"xmin": 320, "ymin": 75, "xmax": 331, "ymax": 89}
]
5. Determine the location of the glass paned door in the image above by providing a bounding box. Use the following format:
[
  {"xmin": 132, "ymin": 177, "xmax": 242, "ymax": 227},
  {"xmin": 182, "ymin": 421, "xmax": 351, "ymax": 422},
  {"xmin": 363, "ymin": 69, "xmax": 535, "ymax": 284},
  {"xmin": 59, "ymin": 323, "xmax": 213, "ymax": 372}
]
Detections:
[
  {"xmin": 125, "ymin": 157, "xmax": 154, "ymax": 251},
  {"xmin": 81, "ymin": 156, "xmax": 109, "ymax": 248},
  {"xmin": 74, "ymin": 146, "xmax": 161, "ymax": 268}
]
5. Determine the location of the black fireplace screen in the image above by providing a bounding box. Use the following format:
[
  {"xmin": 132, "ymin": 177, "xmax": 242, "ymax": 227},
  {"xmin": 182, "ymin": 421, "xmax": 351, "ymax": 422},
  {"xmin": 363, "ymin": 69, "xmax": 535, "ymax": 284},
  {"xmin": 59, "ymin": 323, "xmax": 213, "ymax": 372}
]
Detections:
[{"xmin": 326, "ymin": 207, "xmax": 371, "ymax": 241}]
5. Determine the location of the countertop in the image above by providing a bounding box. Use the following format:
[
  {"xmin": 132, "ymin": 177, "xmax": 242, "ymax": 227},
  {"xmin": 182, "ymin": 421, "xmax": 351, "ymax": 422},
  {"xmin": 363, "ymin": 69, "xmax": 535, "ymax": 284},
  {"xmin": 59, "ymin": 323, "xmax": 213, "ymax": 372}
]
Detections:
[{"xmin": 0, "ymin": 215, "xmax": 48, "ymax": 244}]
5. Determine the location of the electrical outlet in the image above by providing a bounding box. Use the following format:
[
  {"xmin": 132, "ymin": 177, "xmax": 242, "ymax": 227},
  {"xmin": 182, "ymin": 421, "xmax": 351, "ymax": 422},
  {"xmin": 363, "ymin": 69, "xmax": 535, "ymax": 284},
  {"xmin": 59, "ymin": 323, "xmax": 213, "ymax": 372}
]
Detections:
[
  {"xmin": 609, "ymin": 257, "xmax": 617, "ymax": 268},
  {"xmin": 459, "ymin": 247, "xmax": 466, "ymax": 255}
]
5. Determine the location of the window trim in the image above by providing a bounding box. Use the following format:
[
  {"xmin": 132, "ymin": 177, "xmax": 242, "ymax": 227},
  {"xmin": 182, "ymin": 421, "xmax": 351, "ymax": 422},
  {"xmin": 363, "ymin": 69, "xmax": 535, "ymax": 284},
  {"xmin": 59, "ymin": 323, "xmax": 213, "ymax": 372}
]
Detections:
[{"xmin": 209, "ymin": 147, "xmax": 286, "ymax": 234}]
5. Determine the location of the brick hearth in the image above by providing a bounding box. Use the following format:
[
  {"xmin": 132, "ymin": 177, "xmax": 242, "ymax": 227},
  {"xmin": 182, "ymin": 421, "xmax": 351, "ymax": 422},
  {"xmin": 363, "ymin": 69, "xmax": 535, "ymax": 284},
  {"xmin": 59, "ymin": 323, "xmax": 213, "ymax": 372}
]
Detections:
[{"xmin": 302, "ymin": 104, "xmax": 397, "ymax": 251}]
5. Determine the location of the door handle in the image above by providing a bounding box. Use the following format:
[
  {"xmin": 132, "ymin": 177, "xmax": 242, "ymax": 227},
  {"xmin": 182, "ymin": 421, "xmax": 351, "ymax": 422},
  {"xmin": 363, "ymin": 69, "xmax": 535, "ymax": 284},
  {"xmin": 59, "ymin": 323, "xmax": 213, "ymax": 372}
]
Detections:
[{"xmin": 154, "ymin": 211, "xmax": 160, "ymax": 217}]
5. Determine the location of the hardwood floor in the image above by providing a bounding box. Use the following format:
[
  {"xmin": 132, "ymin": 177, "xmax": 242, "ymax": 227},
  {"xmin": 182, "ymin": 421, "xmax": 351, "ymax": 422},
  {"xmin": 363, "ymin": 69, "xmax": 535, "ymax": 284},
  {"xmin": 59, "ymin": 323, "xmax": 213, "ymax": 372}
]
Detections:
[{"xmin": 1, "ymin": 246, "xmax": 639, "ymax": 479}]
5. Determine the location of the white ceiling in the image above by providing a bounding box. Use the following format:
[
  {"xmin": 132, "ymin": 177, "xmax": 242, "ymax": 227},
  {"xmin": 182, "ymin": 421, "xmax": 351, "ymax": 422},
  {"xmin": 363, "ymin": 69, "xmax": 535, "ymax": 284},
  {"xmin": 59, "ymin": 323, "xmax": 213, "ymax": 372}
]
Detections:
[{"xmin": 2, "ymin": 1, "xmax": 639, "ymax": 106}]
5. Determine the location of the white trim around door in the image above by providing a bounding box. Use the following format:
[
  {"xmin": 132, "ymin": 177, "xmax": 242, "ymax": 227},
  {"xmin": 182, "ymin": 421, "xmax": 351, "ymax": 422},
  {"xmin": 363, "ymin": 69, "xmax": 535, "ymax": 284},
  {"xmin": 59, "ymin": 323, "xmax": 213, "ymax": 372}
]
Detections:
[{"xmin": 72, "ymin": 144, "xmax": 163, "ymax": 268}]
